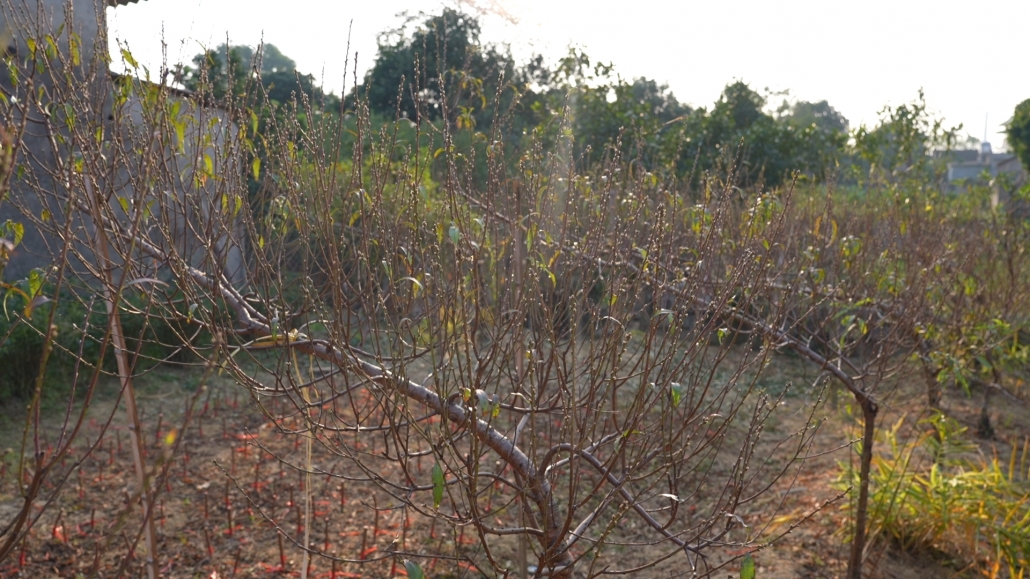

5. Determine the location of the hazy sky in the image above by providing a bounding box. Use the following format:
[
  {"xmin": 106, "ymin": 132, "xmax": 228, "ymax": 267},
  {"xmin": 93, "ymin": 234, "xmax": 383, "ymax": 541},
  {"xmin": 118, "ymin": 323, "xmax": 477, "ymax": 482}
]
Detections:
[{"xmin": 107, "ymin": 0, "xmax": 1030, "ymax": 148}]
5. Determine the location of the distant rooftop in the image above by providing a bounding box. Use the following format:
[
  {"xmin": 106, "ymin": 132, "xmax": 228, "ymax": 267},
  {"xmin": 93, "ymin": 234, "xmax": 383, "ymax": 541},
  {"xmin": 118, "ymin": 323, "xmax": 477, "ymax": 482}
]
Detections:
[
  {"xmin": 942, "ymin": 142, "xmax": 1023, "ymax": 185},
  {"xmin": 935, "ymin": 149, "xmax": 979, "ymax": 163}
]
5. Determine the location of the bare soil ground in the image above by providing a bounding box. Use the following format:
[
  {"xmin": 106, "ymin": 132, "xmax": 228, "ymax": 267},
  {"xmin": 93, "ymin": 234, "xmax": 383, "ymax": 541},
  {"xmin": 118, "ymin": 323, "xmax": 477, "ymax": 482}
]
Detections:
[{"xmin": 0, "ymin": 354, "xmax": 1026, "ymax": 578}]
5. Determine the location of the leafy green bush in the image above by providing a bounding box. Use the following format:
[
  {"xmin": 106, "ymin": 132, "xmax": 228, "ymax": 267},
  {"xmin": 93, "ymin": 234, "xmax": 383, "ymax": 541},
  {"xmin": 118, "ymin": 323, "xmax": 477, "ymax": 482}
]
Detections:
[
  {"xmin": 837, "ymin": 414, "xmax": 1030, "ymax": 577},
  {"xmin": 0, "ymin": 285, "xmax": 202, "ymax": 403},
  {"xmin": 0, "ymin": 311, "xmax": 48, "ymax": 399},
  {"xmin": 0, "ymin": 294, "xmax": 93, "ymax": 403}
]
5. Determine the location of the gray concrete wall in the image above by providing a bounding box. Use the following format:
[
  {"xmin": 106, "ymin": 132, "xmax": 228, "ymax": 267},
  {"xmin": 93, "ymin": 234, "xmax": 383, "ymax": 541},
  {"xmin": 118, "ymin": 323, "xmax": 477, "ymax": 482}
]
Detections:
[{"xmin": 0, "ymin": 0, "xmax": 246, "ymax": 287}]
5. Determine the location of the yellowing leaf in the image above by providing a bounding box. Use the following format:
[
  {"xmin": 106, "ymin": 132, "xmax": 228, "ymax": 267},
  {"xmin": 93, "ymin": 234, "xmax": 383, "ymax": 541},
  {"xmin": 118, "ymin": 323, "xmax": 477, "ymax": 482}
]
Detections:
[
  {"xmin": 120, "ymin": 48, "xmax": 138, "ymax": 69},
  {"xmin": 68, "ymin": 33, "xmax": 81, "ymax": 66}
]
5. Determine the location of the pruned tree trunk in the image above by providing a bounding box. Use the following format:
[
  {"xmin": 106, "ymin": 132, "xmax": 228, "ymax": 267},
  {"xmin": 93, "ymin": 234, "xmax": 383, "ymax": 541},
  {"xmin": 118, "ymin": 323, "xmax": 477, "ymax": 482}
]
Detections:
[
  {"xmin": 977, "ymin": 384, "xmax": 995, "ymax": 439},
  {"xmin": 847, "ymin": 400, "xmax": 878, "ymax": 579}
]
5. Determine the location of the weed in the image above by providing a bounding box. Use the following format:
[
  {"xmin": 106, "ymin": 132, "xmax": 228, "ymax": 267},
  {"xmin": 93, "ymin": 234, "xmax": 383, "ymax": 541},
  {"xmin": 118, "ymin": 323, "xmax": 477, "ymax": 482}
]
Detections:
[{"xmin": 837, "ymin": 413, "xmax": 1030, "ymax": 577}]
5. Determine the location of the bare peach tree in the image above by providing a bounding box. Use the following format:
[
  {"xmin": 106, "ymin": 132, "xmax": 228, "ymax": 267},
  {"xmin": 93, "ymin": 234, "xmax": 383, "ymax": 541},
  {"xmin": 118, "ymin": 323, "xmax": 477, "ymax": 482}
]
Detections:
[
  {"xmin": 153, "ymin": 87, "xmax": 830, "ymax": 577},
  {"xmin": 711, "ymin": 186, "xmax": 1030, "ymax": 579},
  {"xmin": 0, "ymin": 3, "xmax": 222, "ymax": 577},
  {"xmin": 738, "ymin": 192, "xmax": 926, "ymax": 579}
]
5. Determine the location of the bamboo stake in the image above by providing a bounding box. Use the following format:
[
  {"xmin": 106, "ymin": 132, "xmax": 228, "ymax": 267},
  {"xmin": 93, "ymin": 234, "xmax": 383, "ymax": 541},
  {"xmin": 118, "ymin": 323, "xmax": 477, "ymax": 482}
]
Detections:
[
  {"xmin": 299, "ymin": 353, "xmax": 314, "ymax": 579},
  {"xmin": 95, "ymin": 213, "xmax": 159, "ymax": 579}
]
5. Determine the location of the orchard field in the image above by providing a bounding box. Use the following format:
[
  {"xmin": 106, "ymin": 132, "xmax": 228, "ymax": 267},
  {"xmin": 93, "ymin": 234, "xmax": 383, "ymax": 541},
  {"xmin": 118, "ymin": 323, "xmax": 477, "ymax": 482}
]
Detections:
[{"xmin": 2, "ymin": 6, "xmax": 1030, "ymax": 579}]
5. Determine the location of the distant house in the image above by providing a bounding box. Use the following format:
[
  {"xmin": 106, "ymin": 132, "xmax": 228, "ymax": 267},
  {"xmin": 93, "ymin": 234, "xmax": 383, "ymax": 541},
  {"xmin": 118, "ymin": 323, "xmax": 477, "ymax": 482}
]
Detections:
[
  {"xmin": 938, "ymin": 142, "xmax": 1027, "ymax": 211},
  {"xmin": 944, "ymin": 142, "xmax": 1022, "ymax": 182}
]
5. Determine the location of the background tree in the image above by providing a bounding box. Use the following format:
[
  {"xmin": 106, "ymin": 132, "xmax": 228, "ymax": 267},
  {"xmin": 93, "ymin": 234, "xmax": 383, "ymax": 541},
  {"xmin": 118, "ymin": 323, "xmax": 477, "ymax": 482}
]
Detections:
[
  {"xmin": 782, "ymin": 99, "xmax": 849, "ymax": 134},
  {"xmin": 779, "ymin": 100, "xmax": 850, "ymax": 180},
  {"xmin": 1007, "ymin": 98, "xmax": 1030, "ymax": 172},
  {"xmin": 669, "ymin": 81, "xmax": 836, "ymax": 188},
  {"xmin": 179, "ymin": 42, "xmax": 336, "ymax": 110},
  {"xmin": 357, "ymin": 8, "xmax": 516, "ymax": 124},
  {"xmin": 177, "ymin": 44, "xmax": 248, "ymax": 101},
  {"xmin": 850, "ymin": 91, "xmax": 960, "ymax": 188},
  {"xmin": 570, "ymin": 76, "xmax": 690, "ymax": 167}
]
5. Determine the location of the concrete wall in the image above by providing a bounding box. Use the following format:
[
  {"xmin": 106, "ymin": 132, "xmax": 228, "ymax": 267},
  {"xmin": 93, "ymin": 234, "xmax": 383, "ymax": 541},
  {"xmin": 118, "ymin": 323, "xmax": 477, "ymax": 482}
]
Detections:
[{"xmin": 0, "ymin": 0, "xmax": 246, "ymax": 287}]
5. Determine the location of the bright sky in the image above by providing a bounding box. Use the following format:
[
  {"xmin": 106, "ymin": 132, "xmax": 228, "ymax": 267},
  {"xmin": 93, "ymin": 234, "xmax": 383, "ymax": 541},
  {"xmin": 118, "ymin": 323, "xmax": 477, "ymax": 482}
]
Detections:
[{"xmin": 107, "ymin": 0, "xmax": 1030, "ymax": 149}]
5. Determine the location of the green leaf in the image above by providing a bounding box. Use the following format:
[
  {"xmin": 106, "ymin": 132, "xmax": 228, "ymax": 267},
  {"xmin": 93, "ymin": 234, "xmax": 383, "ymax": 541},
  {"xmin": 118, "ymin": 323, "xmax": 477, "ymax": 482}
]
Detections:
[
  {"xmin": 23, "ymin": 269, "xmax": 46, "ymax": 319},
  {"xmin": 27, "ymin": 268, "xmax": 43, "ymax": 298},
  {"xmin": 4, "ymin": 220, "xmax": 23, "ymax": 247},
  {"xmin": 403, "ymin": 560, "xmax": 426, "ymax": 579},
  {"xmin": 541, "ymin": 264, "xmax": 555, "ymax": 286},
  {"xmin": 431, "ymin": 463, "xmax": 445, "ymax": 509},
  {"xmin": 670, "ymin": 383, "xmax": 682, "ymax": 408},
  {"xmin": 399, "ymin": 276, "xmax": 423, "ymax": 298},
  {"xmin": 120, "ymin": 48, "xmax": 138, "ymax": 69},
  {"xmin": 70, "ymin": 151, "xmax": 85, "ymax": 173},
  {"xmin": 3, "ymin": 286, "xmax": 29, "ymax": 320},
  {"xmin": 740, "ymin": 552, "xmax": 756, "ymax": 579},
  {"xmin": 44, "ymin": 35, "xmax": 58, "ymax": 60},
  {"xmin": 173, "ymin": 121, "xmax": 185, "ymax": 153},
  {"xmin": 251, "ymin": 157, "xmax": 261, "ymax": 181},
  {"xmin": 69, "ymin": 33, "xmax": 81, "ymax": 66}
]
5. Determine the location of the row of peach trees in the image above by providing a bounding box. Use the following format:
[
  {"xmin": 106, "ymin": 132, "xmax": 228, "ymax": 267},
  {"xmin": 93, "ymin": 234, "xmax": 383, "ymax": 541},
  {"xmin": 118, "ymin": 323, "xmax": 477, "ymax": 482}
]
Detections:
[{"xmin": 1, "ymin": 14, "xmax": 1028, "ymax": 579}]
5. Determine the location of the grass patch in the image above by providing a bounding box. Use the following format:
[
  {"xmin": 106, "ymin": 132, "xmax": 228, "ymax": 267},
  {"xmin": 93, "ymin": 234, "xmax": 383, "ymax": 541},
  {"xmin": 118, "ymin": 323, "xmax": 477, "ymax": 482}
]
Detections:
[{"xmin": 837, "ymin": 413, "xmax": 1030, "ymax": 576}]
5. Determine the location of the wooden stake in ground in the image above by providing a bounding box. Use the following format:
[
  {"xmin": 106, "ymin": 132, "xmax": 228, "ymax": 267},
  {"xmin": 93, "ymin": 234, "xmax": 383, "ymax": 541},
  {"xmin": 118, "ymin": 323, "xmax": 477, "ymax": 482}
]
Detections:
[
  {"xmin": 95, "ymin": 216, "xmax": 159, "ymax": 579},
  {"xmin": 296, "ymin": 349, "xmax": 314, "ymax": 579}
]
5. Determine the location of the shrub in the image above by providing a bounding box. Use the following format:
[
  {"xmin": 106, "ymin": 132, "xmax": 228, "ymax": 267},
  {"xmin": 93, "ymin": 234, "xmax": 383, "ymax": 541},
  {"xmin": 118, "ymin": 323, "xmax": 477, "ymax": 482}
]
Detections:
[
  {"xmin": 837, "ymin": 414, "xmax": 1030, "ymax": 577},
  {"xmin": 0, "ymin": 310, "xmax": 47, "ymax": 399},
  {"xmin": 0, "ymin": 286, "xmax": 202, "ymax": 402}
]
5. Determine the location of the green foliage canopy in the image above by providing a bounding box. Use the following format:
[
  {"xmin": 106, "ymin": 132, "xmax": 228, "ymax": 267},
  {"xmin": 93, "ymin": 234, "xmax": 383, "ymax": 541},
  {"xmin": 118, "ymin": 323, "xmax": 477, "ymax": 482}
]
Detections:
[
  {"xmin": 851, "ymin": 90, "xmax": 960, "ymax": 188},
  {"xmin": 357, "ymin": 8, "xmax": 516, "ymax": 124},
  {"xmin": 179, "ymin": 43, "xmax": 335, "ymax": 110},
  {"xmin": 170, "ymin": 9, "xmax": 981, "ymax": 195},
  {"xmin": 1007, "ymin": 98, "xmax": 1030, "ymax": 172}
]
